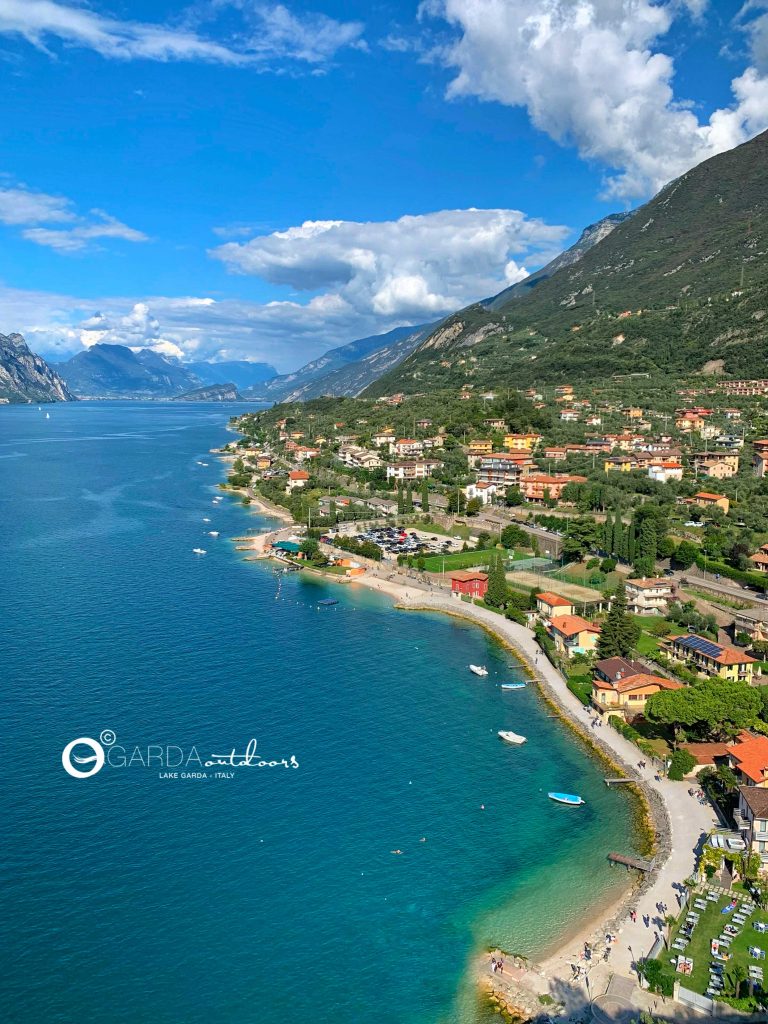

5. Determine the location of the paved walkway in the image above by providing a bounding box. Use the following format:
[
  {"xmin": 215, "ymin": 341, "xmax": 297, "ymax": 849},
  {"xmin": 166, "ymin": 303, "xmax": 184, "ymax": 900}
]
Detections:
[{"xmin": 387, "ymin": 592, "xmax": 720, "ymax": 1006}]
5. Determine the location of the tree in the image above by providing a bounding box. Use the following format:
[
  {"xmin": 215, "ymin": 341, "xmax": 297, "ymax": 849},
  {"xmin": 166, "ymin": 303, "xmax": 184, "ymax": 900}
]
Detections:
[
  {"xmin": 731, "ymin": 963, "xmax": 747, "ymax": 998},
  {"xmin": 562, "ymin": 516, "xmax": 599, "ymax": 562},
  {"xmin": 674, "ymin": 540, "xmax": 698, "ymax": 569},
  {"xmin": 485, "ymin": 553, "xmax": 509, "ymax": 608},
  {"xmin": 300, "ymin": 538, "xmax": 320, "ymax": 560},
  {"xmin": 397, "ymin": 483, "xmax": 405, "ymax": 515},
  {"xmin": 668, "ymin": 748, "xmax": 696, "ymax": 780},
  {"xmin": 504, "ymin": 487, "xmax": 523, "ymax": 506},
  {"xmin": 447, "ymin": 489, "xmax": 466, "ymax": 514},
  {"xmin": 405, "ymin": 483, "xmax": 414, "ymax": 513},
  {"xmin": 466, "ymin": 497, "xmax": 482, "ymax": 516},
  {"xmin": 501, "ymin": 523, "xmax": 527, "ymax": 549},
  {"xmin": 647, "ymin": 680, "xmax": 761, "ymax": 742},
  {"xmin": 596, "ymin": 583, "xmax": 640, "ymax": 659},
  {"xmin": 421, "ymin": 479, "xmax": 429, "ymax": 512}
]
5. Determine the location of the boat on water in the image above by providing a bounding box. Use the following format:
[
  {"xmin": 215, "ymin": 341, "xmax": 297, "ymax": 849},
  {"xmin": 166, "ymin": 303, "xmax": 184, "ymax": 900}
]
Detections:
[
  {"xmin": 208, "ymin": 531, "xmax": 219, "ymax": 537},
  {"xmin": 469, "ymin": 665, "xmax": 488, "ymax": 677},
  {"xmin": 45, "ymin": 412, "xmax": 50, "ymax": 419},
  {"xmin": 318, "ymin": 598, "xmax": 339, "ymax": 606},
  {"xmin": 548, "ymin": 792, "xmax": 585, "ymax": 806},
  {"xmin": 498, "ymin": 730, "xmax": 527, "ymax": 745},
  {"xmin": 501, "ymin": 682, "xmax": 526, "ymax": 691},
  {"xmin": 192, "ymin": 548, "xmax": 207, "ymax": 555},
  {"xmin": 202, "ymin": 517, "xmax": 211, "ymax": 523},
  {"xmin": 197, "ymin": 461, "xmax": 209, "ymax": 466}
]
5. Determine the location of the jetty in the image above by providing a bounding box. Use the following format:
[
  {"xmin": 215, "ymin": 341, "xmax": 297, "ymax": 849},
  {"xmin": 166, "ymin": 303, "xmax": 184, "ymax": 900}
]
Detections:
[
  {"xmin": 604, "ymin": 777, "xmax": 635, "ymax": 785},
  {"xmin": 607, "ymin": 852, "xmax": 654, "ymax": 872}
]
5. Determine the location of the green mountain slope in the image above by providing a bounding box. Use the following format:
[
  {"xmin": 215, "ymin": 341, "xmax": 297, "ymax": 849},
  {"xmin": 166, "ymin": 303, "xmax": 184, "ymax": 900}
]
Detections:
[{"xmin": 366, "ymin": 128, "xmax": 768, "ymax": 395}]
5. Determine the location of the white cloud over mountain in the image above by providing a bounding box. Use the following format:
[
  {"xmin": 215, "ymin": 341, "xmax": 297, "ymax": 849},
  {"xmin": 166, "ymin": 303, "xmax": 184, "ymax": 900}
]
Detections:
[
  {"xmin": 0, "ymin": 0, "xmax": 364, "ymax": 68},
  {"xmin": 0, "ymin": 205, "xmax": 569, "ymax": 367},
  {"xmin": 0, "ymin": 182, "xmax": 147, "ymax": 252},
  {"xmin": 421, "ymin": 0, "xmax": 768, "ymax": 198},
  {"xmin": 210, "ymin": 208, "xmax": 569, "ymax": 318}
]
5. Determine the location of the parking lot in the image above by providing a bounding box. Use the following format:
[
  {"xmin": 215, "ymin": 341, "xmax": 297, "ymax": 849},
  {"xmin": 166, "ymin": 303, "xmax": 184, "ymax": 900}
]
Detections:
[{"xmin": 327, "ymin": 525, "xmax": 464, "ymax": 560}]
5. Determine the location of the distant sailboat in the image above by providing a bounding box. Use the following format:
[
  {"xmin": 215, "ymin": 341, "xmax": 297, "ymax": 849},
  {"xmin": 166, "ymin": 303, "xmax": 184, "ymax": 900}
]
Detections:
[
  {"xmin": 192, "ymin": 548, "xmax": 207, "ymax": 555},
  {"xmin": 208, "ymin": 531, "xmax": 219, "ymax": 537},
  {"xmin": 45, "ymin": 412, "xmax": 50, "ymax": 419}
]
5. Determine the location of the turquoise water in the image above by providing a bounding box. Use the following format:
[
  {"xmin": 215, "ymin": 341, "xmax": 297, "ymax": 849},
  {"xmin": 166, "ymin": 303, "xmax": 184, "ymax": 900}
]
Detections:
[{"xmin": 1, "ymin": 402, "xmax": 641, "ymax": 1024}]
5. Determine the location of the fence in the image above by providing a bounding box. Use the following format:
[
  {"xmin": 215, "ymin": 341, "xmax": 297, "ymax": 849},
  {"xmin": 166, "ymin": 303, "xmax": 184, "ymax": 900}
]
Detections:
[
  {"xmin": 507, "ymin": 556, "xmax": 559, "ymax": 573},
  {"xmin": 676, "ymin": 985, "xmax": 715, "ymax": 1016}
]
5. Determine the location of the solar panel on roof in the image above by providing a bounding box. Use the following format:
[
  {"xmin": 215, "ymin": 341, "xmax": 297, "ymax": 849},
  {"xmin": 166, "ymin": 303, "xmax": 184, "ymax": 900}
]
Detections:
[{"xmin": 680, "ymin": 634, "xmax": 722, "ymax": 659}]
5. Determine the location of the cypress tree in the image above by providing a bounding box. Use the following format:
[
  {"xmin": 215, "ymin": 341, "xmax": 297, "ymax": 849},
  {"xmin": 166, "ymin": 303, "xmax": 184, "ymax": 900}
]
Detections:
[
  {"xmin": 612, "ymin": 513, "xmax": 623, "ymax": 558},
  {"xmin": 627, "ymin": 523, "xmax": 637, "ymax": 563},
  {"xmin": 397, "ymin": 483, "xmax": 405, "ymax": 515},
  {"xmin": 596, "ymin": 583, "xmax": 639, "ymax": 659},
  {"xmin": 406, "ymin": 483, "xmax": 414, "ymax": 512},
  {"xmin": 603, "ymin": 513, "xmax": 613, "ymax": 554},
  {"xmin": 485, "ymin": 553, "xmax": 509, "ymax": 608},
  {"xmin": 421, "ymin": 479, "xmax": 430, "ymax": 512}
]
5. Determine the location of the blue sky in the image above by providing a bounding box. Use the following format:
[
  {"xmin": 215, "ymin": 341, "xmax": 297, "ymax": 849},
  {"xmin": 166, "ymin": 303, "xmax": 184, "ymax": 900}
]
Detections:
[{"xmin": 0, "ymin": 0, "xmax": 767, "ymax": 370}]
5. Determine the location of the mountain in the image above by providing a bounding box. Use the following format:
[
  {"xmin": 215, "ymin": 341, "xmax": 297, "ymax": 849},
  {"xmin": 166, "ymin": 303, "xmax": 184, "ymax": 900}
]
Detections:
[
  {"xmin": 186, "ymin": 360, "xmax": 277, "ymax": 389},
  {"xmin": 366, "ymin": 129, "xmax": 768, "ymax": 395},
  {"xmin": 173, "ymin": 382, "xmax": 242, "ymax": 402},
  {"xmin": 243, "ymin": 323, "xmax": 432, "ymax": 402},
  {"xmin": 0, "ymin": 332, "xmax": 75, "ymax": 403},
  {"xmin": 59, "ymin": 344, "xmax": 202, "ymax": 398}
]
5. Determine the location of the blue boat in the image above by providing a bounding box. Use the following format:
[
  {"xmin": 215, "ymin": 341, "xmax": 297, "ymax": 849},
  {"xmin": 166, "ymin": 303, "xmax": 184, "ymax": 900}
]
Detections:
[
  {"xmin": 548, "ymin": 792, "xmax": 585, "ymax": 806},
  {"xmin": 318, "ymin": 598, "xmax": 339, "ymax": 606},
  {"xmin": 501, "ymin": 682, "xmax": 526, "ymax": 691}
]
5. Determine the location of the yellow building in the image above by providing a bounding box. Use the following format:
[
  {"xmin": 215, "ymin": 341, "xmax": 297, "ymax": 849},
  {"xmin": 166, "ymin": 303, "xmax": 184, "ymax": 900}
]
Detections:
[
  {"xmin": 467, "ymin": 439, "xmax": 493, "ymax": 457},
  {"xmin": 667, "ymin": 633, "xmax": 756, "ymax": 682},
  {"xmin": 604, "ymin": 457, "xmax": 635, "ymax": 473},
  {"xmin": 592, "ymin": 672, "xmax": 683, "ymax": 721},
  {"xmin": 503, "ymin": 433, "xmax": 541, "ymax": 451}
]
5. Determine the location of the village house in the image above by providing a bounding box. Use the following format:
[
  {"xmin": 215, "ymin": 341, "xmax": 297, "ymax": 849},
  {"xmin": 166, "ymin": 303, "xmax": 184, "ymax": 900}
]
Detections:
[
  {"xmin": 548, "ymin": 615, "xmax": 600, "ymax": 659},
  {"xmin": 724, "ymin": 408, "xmax": 743, "ymax": 420},
  {"xmin": 735, "ymin": 787, "xmax": 768, "ymax": 869},
  {"xmin": 625, "ymin": 577, "xmax": 675, "ymax": 615},
  {"xmin": 421, "ymin": 435, "xmax": 445, "ymax": 451},
  {"xmin": 294, "ymin": 446, "xmax": 320, "ymax": 462},
  {"xmin": 286, "ymin": 470, "xmax": 309, "ymax": 492},
  {"xmin": 559, "ymin": 408, "xmax": 580, "ymax": 422},
  {"xmin": 733, "ymin": 607, "xmax": 768, "ymax": 642},
  {"xmin": 477, "ymin": 453, "xmax": 533, "ymax": 491},
  {"xmin": 665, "ymin": 633, "xmax": 756, "ymax": 682},
  {"xmin": 484, "ymin": 418, "xmax": 507, "ymax": 431},
  {"xmin": 693, "ymin": 491, "xmax": 730, "ymax": 514},
  {"xmin": 520, "ymin": 474, "xmax": 588, "ymax": 501},
  {"xmin": 255, "ymin": 454, "xmax": 272, "ymax": 471},
  {"xmin": 676, "ymin": 412, "xmax": 706, "ymax": 433},
  {"xmin": 385, "ymin": 459, "xmax": 441, "ymax": 481},
  {"xmin": 592, "ymin": 669, "xmax": 683, "ymax": 722},
  {"xmin": 543, "ymin": 446, "xmax": 567, "ymax": 461},
  {"xmin": 748, "ymin": 544, "xmax": 768, "ymax": 573},
  {"xmin": 448, "ymin": 570, "xmax": 488, "ymax": 600},
  {"xmin": 467, "ymin": 439, "xmax": 494, "ymax": 460},
  {"xmin": 393, "ymin": 438, "xmax": 424, "ymax": 458},
  {"xmin": 337, "ymin": 446, "xmax": 382, "ymax": 470},
  {"xmin": 372, "ymin": 430, "xmax": 395, "ymax": 447},
  {"xmin": 728, "ymin": 735, "xmax": 768, "ymax": 787},
  {"xmin": 503, "ymin": 432, "xmax": 542, "ymax": 451},
  {"xmin": 536, "ymin": 591, "xmax": 575, "ymax": 619},
  {"xmin": 718, "ymin": 380, "xmax": 768, "ymax": 397},
  {"xmin": 753, "ymin": 440, "xmax": 768, "ymax": 478},
  {"xmin": 690, "ymin": 452, "xmax": 740, "ymax": 478},
  {"xmin": 647, "ymin": 461, "xmax": 683, "ymax": 483},
  {"xmin": 464, "ymin": 481, "xmax": 497, "ymax": 505},
  {"xmin": 416, "ymin": 419, "xmax": 433, "ymax": 430},
  {"xmin": 605, "ymin": 456, "xmax": 638, "ymax": 473}
]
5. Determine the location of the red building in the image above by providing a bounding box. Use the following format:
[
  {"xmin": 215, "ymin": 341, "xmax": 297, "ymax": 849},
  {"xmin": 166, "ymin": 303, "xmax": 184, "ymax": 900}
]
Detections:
[{"xmin": 449, "ymin": 570, "xmax": 488, "ymax": 599}]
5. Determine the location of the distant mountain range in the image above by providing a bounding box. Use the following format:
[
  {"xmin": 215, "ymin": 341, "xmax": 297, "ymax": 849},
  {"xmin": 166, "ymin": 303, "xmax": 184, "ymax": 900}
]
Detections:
[
  {"xmin": 242, "ymin": 323, "xmax": 433, "ymax": 403},
  {"xmin": 173, "ymin": 382, "xmax": 242, "ymax": 402},
  {"xmin": 0, "ymin": 333, "xmax": 74, "ymax": 403},
  {"xmin": 366, "ymin": 127, "xmax": 768, "ymax": 395}
]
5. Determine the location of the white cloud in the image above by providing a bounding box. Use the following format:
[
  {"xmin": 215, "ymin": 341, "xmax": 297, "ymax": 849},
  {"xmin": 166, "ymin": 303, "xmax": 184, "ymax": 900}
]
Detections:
[
  {"xmin": 210, "ymin": 208, "xmax": 569, "ymax": 318},
  {"xmin": 0, "ymin": 184, "xmax": 74, "ymax": 225},
  {"xmin": 738, "ymin": 2, "xmax": 768, "ymax": 72},
  {"xmin": 0, "ymin": 0, "xmax": 364, "ymax": 68},
  {"xmin": 422, "ymin": 0, "xmax": 768, "ymax": 198},
  {"xmin": 0, "ymin": 180, "xmax": 147, "ymax": 253}
]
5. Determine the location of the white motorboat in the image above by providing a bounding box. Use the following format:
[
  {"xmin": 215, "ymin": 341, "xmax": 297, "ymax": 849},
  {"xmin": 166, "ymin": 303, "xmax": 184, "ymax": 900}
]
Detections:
[
  {"xmin": 498, "ymin": 730, "xmax": 527, "ymax": 745},
  {"xmin": 208, "ymin": 531, "xmax": 219, "ymax": 537},
  {"xmin": 202, "ymin": 517, "xmax": 211, "ymax": 523},
  {"xmin": 469, "ymin": 665, "xmax": 488, "ymax": 677},
  {"xmin": 501, "ymin": 682, "xmax": 526, "ymax": 691},
  {"xmin": 192, "ymin": 548, "xmax": 207, "ymax": 555}
]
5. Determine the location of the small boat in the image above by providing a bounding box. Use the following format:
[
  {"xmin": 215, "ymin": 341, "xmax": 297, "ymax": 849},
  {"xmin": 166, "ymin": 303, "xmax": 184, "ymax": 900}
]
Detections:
[
  {"xmin": 196, "ymin": 461, "xmax": 209, "ymax": 466},
  {"xmin": 45, "ymin": 412, "xmax": 50, "ymax": 419},
  {"xmin": 498, "ymin": 730, "xmax": 527, "ymax": 745},
  {"xmin": 469, "ymin": 665, "xmax": 488, "ymax": 677},
  {"xmin": 208, "ymin": 531, "xmax": 219, "ymax": 537},
  {"xmin": 501, "ymin": 682, "xmax": 526, "ymax": 691},
  {"xmin": 318, "ymin": 598, "xmax": 338, "ymax": 606},
  {"xmin": 202, "ymin": 518, "xmax": 211, "ymax": 523},
  {"xmin": 192, "ymin": 548, "xmax": 207, "ymax": 555},
  {"xmin": 548, "ymin": 792, "xmax": 585, "ymax": 806}
]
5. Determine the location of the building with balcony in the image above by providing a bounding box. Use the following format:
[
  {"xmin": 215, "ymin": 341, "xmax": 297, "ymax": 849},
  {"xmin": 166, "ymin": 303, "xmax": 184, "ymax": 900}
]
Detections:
[
  {"xmin": 592, "ymin": 670, "xmax": 682, "ymax": 722},
  {"xmin": 625, "ymin": 577, "xmax": 674, "ymax": 615},
  {"xmin": 665, "ymin": 633, "xmax": 756, "ymax": 682},
  {"xmin": 727, "ymin": 735, "xmax": 768, "ymax": 788},
  {"xmin": 536, "ymin": 591, "xmax": 575, "ymax": 619},
  {"xmin": 520, "ymin": 474, "xmax": 587, "ymax": 501},
  {"xmin": 735, "ymin": 787, "xmax": 768, "ymax": 867},
  {"xmin": 385, "ymin": 459, "xmax": 442, "ymax": 481},
  {"xmin": 449, "ymin": 571, "xmax": 488, "ymax": 600},
  {"xmin": 477, "ymin": 453, "xmax": 533, "ymax": 491},
  {"xmin": 548, "ymin": 615, "xmax": 600, "ymax": 659}
]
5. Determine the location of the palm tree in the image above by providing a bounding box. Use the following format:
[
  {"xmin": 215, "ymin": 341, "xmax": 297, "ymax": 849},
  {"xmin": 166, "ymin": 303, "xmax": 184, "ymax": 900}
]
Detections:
[{"xmin": 731, "ymin": 963, "xmax": 747, "ymax": 998}]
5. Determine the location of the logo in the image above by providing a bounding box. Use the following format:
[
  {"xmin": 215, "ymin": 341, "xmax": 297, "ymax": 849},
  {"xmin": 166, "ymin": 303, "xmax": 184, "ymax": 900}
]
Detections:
[
  {"xmin": 61, "ymin": 731, "xmax": 299, "ymax": 781},
  {"xmin": 61, "ymin": 735, "xmax": 107, "ymax": 779}
]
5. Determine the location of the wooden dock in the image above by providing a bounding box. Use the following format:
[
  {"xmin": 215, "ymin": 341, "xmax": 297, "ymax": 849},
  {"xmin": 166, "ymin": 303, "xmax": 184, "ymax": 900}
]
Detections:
[
  {"xmin": 605, "ymin": 777, "xmax": 634, "ymax": 785},
  {"xmin": 608, "ymin": 852, "xmax": 654, "ymax": 872}
]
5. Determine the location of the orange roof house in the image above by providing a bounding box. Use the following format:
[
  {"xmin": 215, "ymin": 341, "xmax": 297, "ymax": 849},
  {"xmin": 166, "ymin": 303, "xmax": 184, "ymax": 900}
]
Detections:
[
  {"xmin": 548, "ymin": 615, "xmax": 600, "ymax": 659},
  {"xmin": 693, "ymin": 491, "xmax": 730, "ymax": 514},
  {"xmin": 536, "ymin": 591, "xmax": 575, "ymax": 618},
  {"xmin": 592, "ymin": 672, "xmax": 682, "ymax": 722},
  {"xmin": 727, "ymin": 735, "xmax": 768, "ymax": 787}
]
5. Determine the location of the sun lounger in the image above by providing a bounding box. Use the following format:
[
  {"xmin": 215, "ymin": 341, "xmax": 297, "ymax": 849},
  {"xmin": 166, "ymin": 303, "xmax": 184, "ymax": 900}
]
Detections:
[
  {"xmin": 707, "ymin": 892, "xmax": 719, "ymax": 901},
  {"xmin": 755, "ymin": 922, "xmax": 768, "ymax": 933}
]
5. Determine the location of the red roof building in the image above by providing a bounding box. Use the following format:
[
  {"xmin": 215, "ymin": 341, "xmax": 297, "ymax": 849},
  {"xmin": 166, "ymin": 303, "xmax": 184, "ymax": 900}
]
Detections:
[{"xmin": 449, "ymin": 570, "xmax": 488, "ymax": 600}]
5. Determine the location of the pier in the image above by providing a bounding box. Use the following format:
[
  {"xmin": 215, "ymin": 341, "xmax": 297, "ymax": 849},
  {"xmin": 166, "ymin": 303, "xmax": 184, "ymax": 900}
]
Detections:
[
  {"xmin": 607, "ymin": 852, "xmax": 654, "ymax": 872},
  {"xmin": 604, "ymin": 777, "xmax": 635, "ymax": 785}
]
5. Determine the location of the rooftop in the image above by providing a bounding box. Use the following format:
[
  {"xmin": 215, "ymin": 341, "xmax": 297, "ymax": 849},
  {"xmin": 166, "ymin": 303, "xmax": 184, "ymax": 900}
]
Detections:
[
  {"xmin": 550, "ymin": 614, "xmax": 600, "ymax": 638},
  {"xmin": 739, "ymin": 785, "xmax": 768, "ymax": 818},
  {"xmin": 729, "ymin": 737, "xmax": 768, "ymax": 784},
  {"xmin": 536, "ymin": 591, "xmax": 573, "ymax": 607}
]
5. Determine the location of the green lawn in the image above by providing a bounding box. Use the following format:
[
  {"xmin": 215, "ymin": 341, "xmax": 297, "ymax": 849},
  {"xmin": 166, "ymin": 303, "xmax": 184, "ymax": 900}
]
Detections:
[
  {"xmin": 665, "ymin": 887, "xmax": 767, "ymax": 1008},
  {"xmin": 422, "ymin": 548, "xmax": 527, "ymax": 573}
]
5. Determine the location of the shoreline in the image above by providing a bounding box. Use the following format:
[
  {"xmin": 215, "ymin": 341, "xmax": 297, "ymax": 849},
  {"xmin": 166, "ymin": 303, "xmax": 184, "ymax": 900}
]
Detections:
[{"xmin": 225, "ymin": 478, "xmax": 718, "ymax": 1019}]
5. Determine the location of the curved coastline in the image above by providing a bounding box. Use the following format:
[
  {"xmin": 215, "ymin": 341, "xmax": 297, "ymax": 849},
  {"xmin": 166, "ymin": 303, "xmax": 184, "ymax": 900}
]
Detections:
[{"xmin": 225, "ymin": 480, "xmax": 718, "ymax": 1020}]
